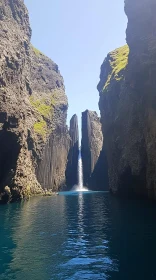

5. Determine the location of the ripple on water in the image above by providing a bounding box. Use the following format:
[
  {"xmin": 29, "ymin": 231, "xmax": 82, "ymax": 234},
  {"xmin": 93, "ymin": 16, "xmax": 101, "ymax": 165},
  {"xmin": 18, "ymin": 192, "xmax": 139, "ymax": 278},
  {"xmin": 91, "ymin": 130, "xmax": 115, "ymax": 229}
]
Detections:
[{"xmin": 1, "ymin": 192, "xmax": 156, "ymax": 279}]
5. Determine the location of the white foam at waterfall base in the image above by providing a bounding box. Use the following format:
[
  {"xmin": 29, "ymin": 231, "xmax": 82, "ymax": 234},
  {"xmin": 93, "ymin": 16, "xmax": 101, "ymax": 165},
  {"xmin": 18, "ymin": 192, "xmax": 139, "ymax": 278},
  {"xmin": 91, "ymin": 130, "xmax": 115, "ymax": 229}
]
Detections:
[
  {"xmin": 71, "ymin": 149, "xmax": 89, "ymax": 192},
  {"xmin": 72, "ymin": 184, "xmax": 88, "ymax": 192}
]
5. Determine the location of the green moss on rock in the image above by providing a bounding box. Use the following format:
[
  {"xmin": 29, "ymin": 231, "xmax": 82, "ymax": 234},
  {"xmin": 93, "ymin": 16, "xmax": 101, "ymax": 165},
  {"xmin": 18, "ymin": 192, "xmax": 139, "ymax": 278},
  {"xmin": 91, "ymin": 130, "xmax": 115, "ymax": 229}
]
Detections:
[
  {"xmin": 34, "ymin": 120, "xmax": 47, "ymax": 136},
  {"xmin": 103, "ymin": 45, "xmax": 129, "ymax": 91},
  {"xmin": 32, "ymin": 46, "xmax": 44, "ymax": 56},
  {"xmin": 30, "ymin": 96, "xmax": 55, "ymax": 119}
]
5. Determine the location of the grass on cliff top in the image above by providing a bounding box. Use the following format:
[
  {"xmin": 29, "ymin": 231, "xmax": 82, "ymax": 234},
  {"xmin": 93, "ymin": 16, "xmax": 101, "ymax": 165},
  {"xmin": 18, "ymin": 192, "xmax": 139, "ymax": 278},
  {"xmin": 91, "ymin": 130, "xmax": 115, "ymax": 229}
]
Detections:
[
  {"xmin": 30, "ymin": 96, "xmax": 55, "ymax": 119},
  {"xmin": 103, "ymin": 45, "xmax": 129, "ymax": 91},
  {"xmin": 32, "ymin": 46, "xmax": 44, "ymax": 56}
]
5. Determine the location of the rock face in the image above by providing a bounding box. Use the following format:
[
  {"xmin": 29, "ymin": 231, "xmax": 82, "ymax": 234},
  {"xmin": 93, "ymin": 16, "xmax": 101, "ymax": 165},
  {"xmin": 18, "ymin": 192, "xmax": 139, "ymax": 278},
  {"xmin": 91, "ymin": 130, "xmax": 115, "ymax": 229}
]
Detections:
[
  {"xmin": 98, "ymin": 0, "xmax": 156, "ymax": 198},
  {"xmin": 66, "ymin": 115, "xmax": 79, "ymax": 189},
  {"xmin": 81, "ymin": 110, "xmax": 103, "ymax": 189},
  {"xmin": 88, "ymin": 148, "xmax": 109, "ymax": 191},
  {"xmin": 98, "ymin": 46, "xmax": 129, "ymax": 194},
  {"xmin": 0, "ymin": 0, "xmax": 70, "ymax": 202},
  {"xmin": 30, "ymin": 48, "xmax": 70, "ymax": 192}
]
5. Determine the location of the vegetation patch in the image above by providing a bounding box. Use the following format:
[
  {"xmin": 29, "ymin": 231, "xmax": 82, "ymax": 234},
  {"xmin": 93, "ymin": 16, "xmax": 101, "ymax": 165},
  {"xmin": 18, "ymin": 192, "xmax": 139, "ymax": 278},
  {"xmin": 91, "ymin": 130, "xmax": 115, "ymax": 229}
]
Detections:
[
  {"xmin": 103, "ymin": 45, "xmax": 129, "ymax": 91},
  {"xmin": 30, "ymin": 96, "xmax": 55, "ymax": 119},
  {"xmin": 32, "ymin": 46, "xmax": 44, "ymax": 57},
  {"xmin": 30, "ymin": 94, "xmax": 57, "ymax": 139},
  {"xmin": 34, "ymin": 120, "xmax": 47, "ymax": 137}
]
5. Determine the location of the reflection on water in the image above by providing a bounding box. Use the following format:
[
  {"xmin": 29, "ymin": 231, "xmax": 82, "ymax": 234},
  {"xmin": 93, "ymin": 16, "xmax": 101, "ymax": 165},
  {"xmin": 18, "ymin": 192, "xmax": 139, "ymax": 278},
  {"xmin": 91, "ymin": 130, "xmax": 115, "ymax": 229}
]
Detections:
[
  {"xmin": 1, "ymin": 193, "xmax": 156, "ymax": 279},
  {"xmin": 77, "ymin": 149, "xmax": 83, "ymax": 190},
  {"xmin": 78, "ymin": 193, "xmax": 84, "ymax": 238}
]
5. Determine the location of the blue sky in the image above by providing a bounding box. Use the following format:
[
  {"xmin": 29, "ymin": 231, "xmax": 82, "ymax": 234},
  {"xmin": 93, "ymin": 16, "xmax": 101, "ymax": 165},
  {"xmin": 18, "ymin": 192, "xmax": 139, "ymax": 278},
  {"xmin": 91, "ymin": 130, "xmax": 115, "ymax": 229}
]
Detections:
[{"xmin": 24, "ymin": 0, "xmax": 127, "ymax": 131}]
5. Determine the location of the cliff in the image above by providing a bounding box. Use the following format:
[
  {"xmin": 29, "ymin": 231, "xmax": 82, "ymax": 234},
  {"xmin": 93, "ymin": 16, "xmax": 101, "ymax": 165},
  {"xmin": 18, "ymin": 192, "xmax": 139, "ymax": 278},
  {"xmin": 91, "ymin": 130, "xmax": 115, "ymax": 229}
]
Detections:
[
  {"xmin": 66, "ymin": 115, "xmax": 79, "ymax": 189},
  {"xmin": 0, "ymin": 0, "xmax": 70, "ymax": 202},
  {"xmin": 81, "ymin": 110, "xmax": 103, "ymax": 189},
  {"xmin": 98, "ymin": 0, "xmax": 156, "ymax": 198},
  {"xmin": 30, "ymin": 47, "xmax": 70, "ymax": 192},
  {"xmin": 98, "ymin": 45, "xmax": 129, "ymax": 194}
]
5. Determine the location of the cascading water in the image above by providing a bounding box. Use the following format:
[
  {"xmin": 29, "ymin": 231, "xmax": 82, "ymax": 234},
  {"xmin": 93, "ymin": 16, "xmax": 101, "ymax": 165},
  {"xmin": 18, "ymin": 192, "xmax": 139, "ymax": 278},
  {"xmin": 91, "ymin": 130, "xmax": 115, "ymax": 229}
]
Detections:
[
  {"xmin": 78, "ymin": 149, "xmax": 83, "ymax": 190},
  {"xmin": 71, "ymin": 148, "xmax": 88, "ymax": 192}
]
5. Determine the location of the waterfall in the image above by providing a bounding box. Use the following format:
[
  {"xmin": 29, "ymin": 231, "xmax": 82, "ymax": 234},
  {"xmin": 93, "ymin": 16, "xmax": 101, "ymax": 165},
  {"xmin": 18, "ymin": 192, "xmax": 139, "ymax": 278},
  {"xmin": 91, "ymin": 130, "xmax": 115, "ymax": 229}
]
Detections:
[
  {"xmin": 71, "ymin": 148, "xmax": 88, "ymax": 192},
  {"xmin": 78, "ymin": 149, "xmax": 83, "ymax": 190}
]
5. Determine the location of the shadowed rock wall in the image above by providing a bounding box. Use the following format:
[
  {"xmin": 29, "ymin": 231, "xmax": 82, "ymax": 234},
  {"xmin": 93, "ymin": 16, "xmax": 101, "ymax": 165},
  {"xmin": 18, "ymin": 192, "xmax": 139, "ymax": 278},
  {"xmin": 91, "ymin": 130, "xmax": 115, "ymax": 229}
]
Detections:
[
  {"xmin": 37, "ymin": 126, "xmax": 70, "ymax": 191},
  {"xmin": 98, "ymin": 0, "xmax": 156, "ymax": 199},
  {"xmin": 66, "ymin": 114, "xmax": 79, "ymax": 189},
  {"xmin": 81, "ymin": 110, "xmax": 103, "ymax": 189}
]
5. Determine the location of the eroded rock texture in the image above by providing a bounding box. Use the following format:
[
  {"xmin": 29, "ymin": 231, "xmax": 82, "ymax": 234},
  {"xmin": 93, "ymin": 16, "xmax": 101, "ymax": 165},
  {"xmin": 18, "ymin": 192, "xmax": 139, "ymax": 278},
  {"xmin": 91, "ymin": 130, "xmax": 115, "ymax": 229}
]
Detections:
[
  {"xmin": 66, "ymin": 115, "xmax": 79, "ymax": 189},
  {"xmin": 30, "ymin": 48, "xmax": 70, "ymax": 192},
  {"xmin": 98, "ymin": 46, "xmax": 129, "ymax": 195},
  {"xmin": 98, "ymin": 0, "xmax": 156, "ymax": 198},
  {"xmin": 0, "ymin": 0, "xmax": 70, "ymax": 202},
  {"xmin": 81, "ymin": 110, "xmax": 103, "ymax": 189}
]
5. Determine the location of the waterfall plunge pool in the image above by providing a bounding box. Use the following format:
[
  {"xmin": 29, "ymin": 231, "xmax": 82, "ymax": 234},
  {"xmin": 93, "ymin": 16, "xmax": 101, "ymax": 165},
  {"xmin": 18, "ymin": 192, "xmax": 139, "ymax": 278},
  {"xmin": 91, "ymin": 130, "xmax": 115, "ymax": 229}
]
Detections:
[
  {"xmin": 1, "ymin": 192, "xmax": 156, "ymax": 279},
  {"xmin": 58, "ymin": 190, "xmax": 108, "ymax": 196}
]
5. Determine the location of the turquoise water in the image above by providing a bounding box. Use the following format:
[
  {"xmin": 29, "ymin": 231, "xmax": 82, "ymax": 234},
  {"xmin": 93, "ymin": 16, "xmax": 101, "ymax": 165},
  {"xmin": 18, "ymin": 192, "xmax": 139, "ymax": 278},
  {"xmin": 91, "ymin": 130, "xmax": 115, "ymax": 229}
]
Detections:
[{"xmin": 1, "ymin": 192, "xmax": 156, "ymax": 279}]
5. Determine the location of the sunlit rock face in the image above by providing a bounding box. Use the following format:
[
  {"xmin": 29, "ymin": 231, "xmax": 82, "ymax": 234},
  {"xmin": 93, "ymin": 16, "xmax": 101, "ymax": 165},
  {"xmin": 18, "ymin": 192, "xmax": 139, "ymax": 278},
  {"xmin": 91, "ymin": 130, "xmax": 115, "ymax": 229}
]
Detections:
[
  {"xmin": 98, "ymin": 0, "xmax": 156, "ymax": 198},
  {"xmin": 0, "ymin": 0, "xmax": 70, "ymax": 202},
  {"xmin": 30, "ymin": 48, "xmax": 70, "ymax": 192},
  {"xmin": 81, "ymin": 110, "xmax": 104, "ymax": 190},
  {"xmin": 66, "ymin": 115, "xmax": 79, "ymax": 189}
]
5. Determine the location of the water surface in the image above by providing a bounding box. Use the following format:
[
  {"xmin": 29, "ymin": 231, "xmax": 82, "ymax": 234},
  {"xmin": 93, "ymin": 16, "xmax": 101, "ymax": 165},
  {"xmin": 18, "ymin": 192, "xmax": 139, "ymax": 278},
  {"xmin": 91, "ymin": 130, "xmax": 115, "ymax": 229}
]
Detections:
[{"xmin": 0, "ymin": 192, "xmax": 156, "ymax": 279}]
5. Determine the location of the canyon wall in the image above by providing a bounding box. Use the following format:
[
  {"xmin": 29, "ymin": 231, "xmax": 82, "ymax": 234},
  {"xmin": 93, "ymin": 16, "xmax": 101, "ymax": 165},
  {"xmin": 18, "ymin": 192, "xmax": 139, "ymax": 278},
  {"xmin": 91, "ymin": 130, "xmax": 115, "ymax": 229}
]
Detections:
[
  {"xmin": 0, "ymin": 0, "xmax": 70, "ymax": 202},
  {"xmin": 66, "ymin": 115, "xmax": 79, "ymax": 189},
  {"xmin": 30, "ymin": 47, "xmax": 70, "ymax": 192},
  {"xmin": 98, "ymin": 0, "xmax": 156, "ymax": 198},
  {"xmin": 81, "ymin": 110, "xmax": 104, "ymax": 190}
]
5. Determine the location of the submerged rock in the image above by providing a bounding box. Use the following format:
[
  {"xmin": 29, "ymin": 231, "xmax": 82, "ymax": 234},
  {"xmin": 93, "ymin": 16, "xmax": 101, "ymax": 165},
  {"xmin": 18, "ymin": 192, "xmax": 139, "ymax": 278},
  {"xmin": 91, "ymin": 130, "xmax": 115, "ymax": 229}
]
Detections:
[
  {"xmin": 0, "ymin": 0, "xmax": 70, "ymax": 202},
  {"xmin": 98, "ymin": 0, "xmax": 156, "ymax": 199},
  {"xmin": 81, "ymin": 110, "xmax": 104, "ymax": 189}
]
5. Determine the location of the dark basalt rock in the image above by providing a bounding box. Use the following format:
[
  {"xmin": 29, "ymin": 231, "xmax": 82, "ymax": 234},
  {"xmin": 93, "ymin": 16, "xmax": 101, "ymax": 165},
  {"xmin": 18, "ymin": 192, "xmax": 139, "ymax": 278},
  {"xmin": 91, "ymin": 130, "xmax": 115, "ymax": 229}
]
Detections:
[
  {"xmin": 89, "ymin": 148, "xmax": 109, "ymax": 191},
  {"xmin": 81, "ymin": 110, "xmax": 104, "ymax": 190},
  {"xmin": 66, "ymin": 114, "xmax": 79, "ymax": 189},
  {"xmin": 0, "ymin": 0, "xmax": 70, "ymax": 202},
  {"xmin": 37, "ymin": 126, "xmax": 70, "ymax": 192},
  {"xmin": 98, "ymin": 0, "xmax": 156, "ymax": 199}
]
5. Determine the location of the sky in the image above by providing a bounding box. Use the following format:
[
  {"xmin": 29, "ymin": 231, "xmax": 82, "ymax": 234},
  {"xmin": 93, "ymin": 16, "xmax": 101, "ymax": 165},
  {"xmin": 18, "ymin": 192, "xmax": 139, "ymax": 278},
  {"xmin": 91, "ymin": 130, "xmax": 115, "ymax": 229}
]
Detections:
[{"xmin": 24, "ymin": 0, "xmax": 127, "ymax": 132}]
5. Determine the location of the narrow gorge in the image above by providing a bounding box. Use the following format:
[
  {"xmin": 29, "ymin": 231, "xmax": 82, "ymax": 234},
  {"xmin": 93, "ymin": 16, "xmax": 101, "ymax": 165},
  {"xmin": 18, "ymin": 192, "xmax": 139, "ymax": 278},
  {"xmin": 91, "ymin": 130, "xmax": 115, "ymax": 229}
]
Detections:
[
  {"xmin": 1, "ymin": 0, "xmax": 156, "ymax": 279},
  {"xmin": 0, "ymin": 0, "xmax": 156, "ymax": 202}
]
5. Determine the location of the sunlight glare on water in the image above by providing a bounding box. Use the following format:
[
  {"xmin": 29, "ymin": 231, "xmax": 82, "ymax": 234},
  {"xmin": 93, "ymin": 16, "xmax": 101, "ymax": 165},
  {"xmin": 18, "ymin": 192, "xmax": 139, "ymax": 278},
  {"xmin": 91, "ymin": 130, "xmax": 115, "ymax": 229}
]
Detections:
[{"xmin": 1, "ymin": 193, "xmax": 156, "ymax": 279}]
